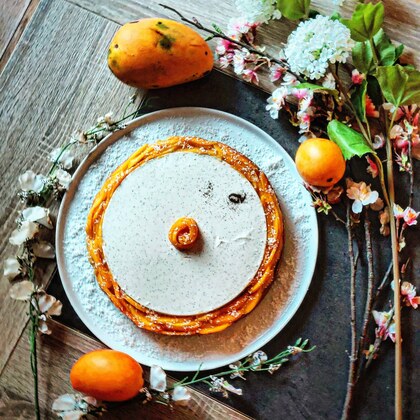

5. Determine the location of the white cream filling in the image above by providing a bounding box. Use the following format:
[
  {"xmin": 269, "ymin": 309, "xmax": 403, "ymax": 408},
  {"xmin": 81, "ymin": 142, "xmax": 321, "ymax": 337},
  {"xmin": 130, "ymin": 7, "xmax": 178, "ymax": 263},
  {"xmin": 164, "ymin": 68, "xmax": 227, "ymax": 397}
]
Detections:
[{"xmin": 102, "ymin": 151, "xmax": 267, "ymax": 316}]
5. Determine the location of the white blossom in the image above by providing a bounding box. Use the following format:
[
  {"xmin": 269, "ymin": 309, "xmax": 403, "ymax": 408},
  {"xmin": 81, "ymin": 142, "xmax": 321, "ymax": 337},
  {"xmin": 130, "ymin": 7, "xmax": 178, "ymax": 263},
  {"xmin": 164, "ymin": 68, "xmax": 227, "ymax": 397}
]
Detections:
[
  {"xmin": 52, "ymin": 394, "xmax": 101, "ymax": 420},
  {"xmin": 346, "ymin": 180, "xmax": 379, "ymax": 214},
  {"xmin": 18, "ymin": 170, "xmax": 46, "ymax": 193},
  {"xmin": 52, "ymin": 394, "xmax": 79, "ymax": 411},
  {"xmin": 172, "ymin": 386, "xmax": 191, "ymax": 406},
  {"xmin": 282, "ymin": 73, "xmax": 298, "ymax": 86},
  {"xmin": 55, "ymin": 169, "xmax": 72, "ymax": 190},
  {"xmin": 250, "ymin": 350, "xmax": 268, "ymax": 370},
  {"xmin": 232, "ymin": 49, "xmax": 247, "ymax": 74},
  {"xmin": 50, "ymin": 147, "xmax": 74, "ymax": 170},
  {"xmin": 322, "ymin": 73, "xmax": 336, "ymax": 89},
  {"xmin": 36, "ymin": 292, "xmax": 63, "ymax": 334},
  {"xmin": 3, "ymin": 257, "xmax": 21, "ymax": 280},
  {"xmin": 9, "ymin": 280, "xmax": 34, "ymax": 300},
  {"xmin": 284, "ymin": 15, "xmax": 354, "ymax": 79},
  {"xmin": 266, "ymin": 86, "xmax": 289, "ymax": 119},
  {"xmin": 9, "ymin": 221, "xmax": 39, "ymax": 245},
  {"xmin": 21, "ymin": 206, "xmax": 53, "ymax": 229},
  {"xmin": 32, "ymin": 241, "xmax": 55, "ymax": 259},
  {"xmin": 149, "ymin": 365, "xmax": 167, "ymax": 392},
  {"xmin": 234, "ymin": 0, "xmax": 280, "ymax": 24}
]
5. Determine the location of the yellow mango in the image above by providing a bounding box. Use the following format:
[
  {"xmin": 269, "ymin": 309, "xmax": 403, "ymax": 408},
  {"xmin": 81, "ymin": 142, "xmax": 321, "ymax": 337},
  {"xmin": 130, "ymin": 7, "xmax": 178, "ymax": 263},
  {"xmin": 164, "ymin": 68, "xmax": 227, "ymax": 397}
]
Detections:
[{"xmin": 108, "ymin": 18, "xmax": 214, "ymax": 89}]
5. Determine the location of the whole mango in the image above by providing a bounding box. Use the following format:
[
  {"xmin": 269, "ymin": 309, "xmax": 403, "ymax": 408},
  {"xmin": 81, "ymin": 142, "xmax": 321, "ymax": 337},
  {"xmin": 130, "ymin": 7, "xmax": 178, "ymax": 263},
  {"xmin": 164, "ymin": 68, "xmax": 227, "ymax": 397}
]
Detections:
[{"xmin": 108, "ymin": 18, "xmax": 213, "ymax": 89}]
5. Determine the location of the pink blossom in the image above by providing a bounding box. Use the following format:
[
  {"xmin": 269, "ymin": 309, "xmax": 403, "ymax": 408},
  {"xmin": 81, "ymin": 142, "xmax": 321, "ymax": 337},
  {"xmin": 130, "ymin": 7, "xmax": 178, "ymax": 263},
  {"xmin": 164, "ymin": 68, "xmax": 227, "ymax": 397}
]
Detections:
[
  {"xmin": 216, "ymin": 39, "xmax": 234, "ymax": 55},
  {"xmin": 366, "ymin": 156, "xmax": 378, "ymax": 178},
  {"xmin": 242, "ymin": 68, "xmax": 259, "ymax": 85},
  {"xmin": 291, "ymin": 88, "xmax": 310, "ymax": 100},
  {"xmin": 403, "ymin": 207, "xmax": 419, "ymax": 226},
  {"xmin": 393, "ymin": 203, "xmax": 405, "ymax": 219},
  {"xmin": 269, "ymin": 64, "xmax": 285, "ymax": 82},
  {"xmin": 401, "ymin": 282, "xmax": 420, "ymax": 309},
  {"xmin": 298, "ymin": 113, "xmax": 311, "ymax": 133},
  {"xmin": 351, "ymin": 69, "xmax": 365, "ymax": 85},
  {"xmin": 372, "ymin": 309, "xmax": 395, "ymax": 342}
]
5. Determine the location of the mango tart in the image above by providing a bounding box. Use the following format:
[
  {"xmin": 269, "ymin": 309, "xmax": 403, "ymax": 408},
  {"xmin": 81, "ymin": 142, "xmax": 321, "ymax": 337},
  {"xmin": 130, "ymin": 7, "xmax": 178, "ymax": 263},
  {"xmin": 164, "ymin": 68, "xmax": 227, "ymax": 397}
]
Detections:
[{"xmin": 86, "ymin": 136, "xmax": 284, "ymax": 335}]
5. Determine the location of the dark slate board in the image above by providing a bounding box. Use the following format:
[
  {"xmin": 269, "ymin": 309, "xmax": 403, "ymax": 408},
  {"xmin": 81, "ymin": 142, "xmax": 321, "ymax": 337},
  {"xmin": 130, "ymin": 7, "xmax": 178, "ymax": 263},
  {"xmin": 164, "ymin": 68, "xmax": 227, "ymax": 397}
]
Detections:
[{"xmin": 48, "ymin": 69, "xmax": 419, "ymax": 420}]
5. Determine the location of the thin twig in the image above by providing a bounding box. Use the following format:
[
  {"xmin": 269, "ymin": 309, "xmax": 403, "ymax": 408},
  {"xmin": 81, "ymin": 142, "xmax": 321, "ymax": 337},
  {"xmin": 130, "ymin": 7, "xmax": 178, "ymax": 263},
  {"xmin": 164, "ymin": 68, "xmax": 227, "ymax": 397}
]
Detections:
[
  {"xmin": 330, "ymin": 209, "xmax": 346, "ymax": 225},
  {"xmin": 408, "ymin": 140, "xmax": 414, "ymax": 208},
  {"xmin": 359, "ymin": 210, "xmax": 375, "ymax": 360},
  {"xmin": 342, "ymin": 202, "xmax": 359, "ymax": 420},
  {"xmin": 375, "ymin": 261, "xmax": 393, "ymax": 300}
]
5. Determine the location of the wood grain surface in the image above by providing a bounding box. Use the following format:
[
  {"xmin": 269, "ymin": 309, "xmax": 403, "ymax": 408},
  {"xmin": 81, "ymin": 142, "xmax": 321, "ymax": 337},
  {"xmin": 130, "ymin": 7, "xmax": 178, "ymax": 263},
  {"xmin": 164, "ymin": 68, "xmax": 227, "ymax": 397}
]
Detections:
[
  {"xmin": 0, "ymin": 0, "xmax": 32, "ymax": 61},
  {"xmin": 0, "ymin": 321, "xmax": 252, "ymax": 419},
  {"xmin": 0, "ymin": 0, "xmax": 142, "ymax": 373},
  {"xmin": 0, "ymin": 0, "xmax": 419, "ymax": 419},
  {"xmin": 0, "ymin": 0, "xmax": 40, "ymax": 72}
]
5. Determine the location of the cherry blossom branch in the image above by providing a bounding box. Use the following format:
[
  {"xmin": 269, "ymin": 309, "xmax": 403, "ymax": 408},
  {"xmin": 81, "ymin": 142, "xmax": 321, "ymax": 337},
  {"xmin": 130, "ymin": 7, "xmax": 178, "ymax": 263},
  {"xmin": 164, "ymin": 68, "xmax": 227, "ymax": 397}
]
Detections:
[
  {"xmin": 159, "ymin": 4, "xmax": 303, "ymax": 81},
  {"xmin": 342, "ymin": 201, "xmax": 359, "ymax": 420},
  {"xmin": 359, "ymin": 210, "xmax": 375, "ymax": 358}
]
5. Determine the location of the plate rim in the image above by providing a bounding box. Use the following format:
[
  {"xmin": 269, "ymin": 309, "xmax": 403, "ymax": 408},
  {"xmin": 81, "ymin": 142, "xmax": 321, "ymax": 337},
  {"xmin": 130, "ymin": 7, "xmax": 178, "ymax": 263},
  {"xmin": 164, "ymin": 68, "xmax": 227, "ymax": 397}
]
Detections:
[{"xmin": 56, "ymin": 106, "xmax": 318, "ymax": 371}]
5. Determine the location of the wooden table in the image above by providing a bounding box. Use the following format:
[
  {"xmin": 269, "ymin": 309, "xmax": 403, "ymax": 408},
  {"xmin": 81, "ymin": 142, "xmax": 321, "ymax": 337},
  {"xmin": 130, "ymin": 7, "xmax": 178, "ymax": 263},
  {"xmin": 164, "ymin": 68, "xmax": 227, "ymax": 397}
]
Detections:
[{"xmin": 1, "ymin": 1, "xmax": 419, "ymax": 419}]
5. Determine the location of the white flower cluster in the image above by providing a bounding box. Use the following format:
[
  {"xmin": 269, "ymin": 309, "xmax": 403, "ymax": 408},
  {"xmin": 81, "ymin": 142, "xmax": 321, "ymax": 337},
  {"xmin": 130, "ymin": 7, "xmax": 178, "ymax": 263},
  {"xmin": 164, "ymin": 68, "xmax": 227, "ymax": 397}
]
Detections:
[
  {"xmin": 234, "ymin": 0, "xmax": 281, "ymax": 24},
  {"xmin": 284, "ymin": 15, "xmax": 354, "ymax": 79}
]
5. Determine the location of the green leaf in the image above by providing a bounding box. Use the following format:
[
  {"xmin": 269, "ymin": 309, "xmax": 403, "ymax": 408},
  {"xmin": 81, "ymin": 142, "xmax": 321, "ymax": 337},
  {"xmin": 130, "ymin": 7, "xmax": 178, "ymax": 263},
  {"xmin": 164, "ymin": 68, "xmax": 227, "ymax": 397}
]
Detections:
[
  {"xmin": 394, "ymin": 44, "xmax": 404, "ymax": 62},
  {"xmin": 276, "ymin": 0, "xmax": 311, "ymax": 20},
  {"xmin": 352, "ymin": 41, "xmax": 374, "ymax": 74},
  {"xmin": 294, "ymin": 82, "xmax": 339, "ymax": 100},
  {"xmin": 327, "ymin": 120, "xmax": 373, "ymax": 160},
  {"xmin": 352, "ymin": 30, "xmax": 406, "ymax": 74},
  {"xmin": 373, "ymin": 29, "xmax": 397, "ymax": 66},
  {"xmin": 351, "ymin": 79, "xmax": 367, "ymax": 122},
  {"xmin": 341, "ymin": 2, "xmax": 384, "ymax": 41},
  {"xmin": 376, "ymin": 65, "xmax": 420, "ymax": 106}
]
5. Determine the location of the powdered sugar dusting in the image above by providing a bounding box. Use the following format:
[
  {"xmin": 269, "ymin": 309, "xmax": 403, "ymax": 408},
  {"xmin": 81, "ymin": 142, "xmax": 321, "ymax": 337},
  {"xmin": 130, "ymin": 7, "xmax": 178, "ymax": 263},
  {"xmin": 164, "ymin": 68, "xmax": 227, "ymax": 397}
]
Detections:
[{"xmin": 59, "ymin": 108, "xmax": 317, "ymax": 371}]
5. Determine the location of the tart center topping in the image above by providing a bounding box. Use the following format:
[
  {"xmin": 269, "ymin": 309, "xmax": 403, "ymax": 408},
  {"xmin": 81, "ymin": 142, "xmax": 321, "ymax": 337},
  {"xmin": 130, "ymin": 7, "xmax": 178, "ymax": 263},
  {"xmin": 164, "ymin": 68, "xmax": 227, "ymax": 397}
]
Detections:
[{"xmin": 168, "ymin": 217, "xmax": 199, "ymax": 250}]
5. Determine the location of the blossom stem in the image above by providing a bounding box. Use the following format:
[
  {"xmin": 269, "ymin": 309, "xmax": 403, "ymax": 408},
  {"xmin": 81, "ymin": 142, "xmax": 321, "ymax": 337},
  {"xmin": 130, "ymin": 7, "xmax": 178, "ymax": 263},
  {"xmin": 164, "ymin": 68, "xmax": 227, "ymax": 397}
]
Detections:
[
  {"xmin": 159, "ymin": 4, "xmax": 303, "ymax": 81},
  {"xmin": 375, "ymin": 261, "xmax": 393, "ymax": 299},
  {"xmin": 29, "ymin": 298, "xmax": 41, "ymax": 420},
  {"xmin": 359, "ymin": 210, "xmax": 375, "ymax": 359},
  {"xmin": 385, "ymin": 109, "xmax": 403, "ymax": 420},
  {"xmin": 342, "ymin": 201, "xmax": 359, "ymax": 420},
  {"xmin": 168, "ymin": 341, "xmax": 314, "ymax": 391},
  {"xmin": 372, "ymin": 155, "xmax": 390, "ymax": 207}
]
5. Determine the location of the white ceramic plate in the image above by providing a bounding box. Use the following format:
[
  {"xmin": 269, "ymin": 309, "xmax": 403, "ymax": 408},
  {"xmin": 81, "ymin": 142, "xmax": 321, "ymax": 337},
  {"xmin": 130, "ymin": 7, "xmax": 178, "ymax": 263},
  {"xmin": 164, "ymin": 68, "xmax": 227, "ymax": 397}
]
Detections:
[{"xmin": 56, "ymin": 107, "xmax": 318, "ymax": 372}]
